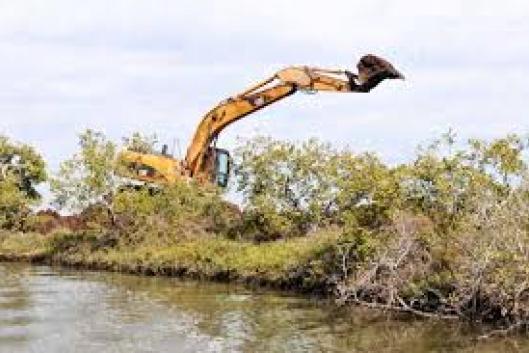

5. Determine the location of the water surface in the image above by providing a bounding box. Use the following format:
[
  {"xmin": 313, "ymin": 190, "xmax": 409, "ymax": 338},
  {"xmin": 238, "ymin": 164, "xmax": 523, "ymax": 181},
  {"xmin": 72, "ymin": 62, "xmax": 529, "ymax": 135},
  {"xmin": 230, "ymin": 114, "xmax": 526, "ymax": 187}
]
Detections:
[{"xmin": 0, "ymin": 262, "xmax": 527, "ymax": 353}]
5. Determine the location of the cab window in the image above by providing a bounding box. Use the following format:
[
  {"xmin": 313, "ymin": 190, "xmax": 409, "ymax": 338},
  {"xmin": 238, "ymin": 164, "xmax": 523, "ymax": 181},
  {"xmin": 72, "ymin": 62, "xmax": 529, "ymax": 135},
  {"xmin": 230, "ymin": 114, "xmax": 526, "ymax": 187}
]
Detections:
[{"xmin": 214, "ymin": 149, "xmax": 230, "ymax": 187}]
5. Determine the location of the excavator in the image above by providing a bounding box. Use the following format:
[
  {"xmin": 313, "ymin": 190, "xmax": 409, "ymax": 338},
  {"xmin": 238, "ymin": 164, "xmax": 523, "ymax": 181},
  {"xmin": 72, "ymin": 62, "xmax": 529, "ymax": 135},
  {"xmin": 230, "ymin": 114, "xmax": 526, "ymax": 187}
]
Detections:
[{"xmin": 119, "ymin": 54, "xmax": 404, "ymax": 188}]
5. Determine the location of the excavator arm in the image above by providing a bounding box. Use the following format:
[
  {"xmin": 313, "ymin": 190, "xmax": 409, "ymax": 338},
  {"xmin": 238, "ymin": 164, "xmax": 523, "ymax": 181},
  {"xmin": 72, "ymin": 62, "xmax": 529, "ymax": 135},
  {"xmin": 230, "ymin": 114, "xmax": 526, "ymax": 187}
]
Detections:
[
  {"xmin": 120, "ymin": 55, "xmax": 403, "ymax": 187},
  {"xmin": 184, "ymin": 80, "xmax": 295, "ymax": 178},
  {"xmin": 185, "ymin": 64, "xmax": 396, "ymax": 179}
]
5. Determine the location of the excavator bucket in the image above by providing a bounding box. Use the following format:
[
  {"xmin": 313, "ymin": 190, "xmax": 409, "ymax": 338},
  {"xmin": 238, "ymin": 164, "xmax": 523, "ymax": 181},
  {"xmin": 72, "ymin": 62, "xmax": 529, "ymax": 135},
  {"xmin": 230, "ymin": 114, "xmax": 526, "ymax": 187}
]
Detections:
[{"xmin": 357, "ymin": 54, "xmax": 405, "ymax": 83}]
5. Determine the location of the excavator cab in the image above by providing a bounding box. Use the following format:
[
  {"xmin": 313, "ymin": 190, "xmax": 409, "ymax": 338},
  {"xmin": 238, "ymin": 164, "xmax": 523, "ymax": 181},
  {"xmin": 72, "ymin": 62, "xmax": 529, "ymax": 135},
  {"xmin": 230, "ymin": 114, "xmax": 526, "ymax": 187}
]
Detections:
[{"xmin": 213, "ymin": 148, "xmax": 230, "ymax": 188}]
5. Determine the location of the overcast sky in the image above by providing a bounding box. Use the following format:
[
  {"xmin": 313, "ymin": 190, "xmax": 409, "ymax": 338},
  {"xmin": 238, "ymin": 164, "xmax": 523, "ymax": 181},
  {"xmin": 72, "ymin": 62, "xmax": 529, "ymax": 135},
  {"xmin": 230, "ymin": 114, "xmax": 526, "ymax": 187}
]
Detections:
[{"xmin": 1, "ymin": 0, "xmax": 529, "ymax": 172}]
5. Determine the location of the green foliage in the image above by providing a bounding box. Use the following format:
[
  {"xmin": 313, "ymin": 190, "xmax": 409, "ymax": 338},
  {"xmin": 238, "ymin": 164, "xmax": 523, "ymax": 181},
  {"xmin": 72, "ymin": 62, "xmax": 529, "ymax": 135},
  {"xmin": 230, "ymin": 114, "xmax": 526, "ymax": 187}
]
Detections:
[
  {"xmin": 235, "ymin": 137, "xmax": 339, "ymax": 239},
  {"xmin": 234, "ymin": 132, "xmax": 529, "ymax": 245},
  {"xmin": 7, "ymin": 129, "xmax": 529, "ymax": 326},
  {"xmin": 0, "ymin": 135, "xmax": 46, "ymax": 230},
  {"xmin": 452, "ymin": 179, "xmax": 529, "ymax": 295},
  {"xmin": 0, "ymin": 176, "xmax": 31, "ymax": 230},
  {"xmin": 112, "ymin": 182, "xmax": 235, "ymax": 246},
  {"xmin": 332, "ymin": 151, "xmax": 400, "ymax": 230},
  {"xmin": 467, "ymin": 134, "xmax": 527, "ymax": 187},
  {"xmin": 48, "ymin": 129, "xmax": 237, "ymax": 240},
  {"xmin": 50, "ymin": 129, "xmax": 118, "ymax": 212},
  {"xmin": 0, "ymin": 134, "xmax": 46, "ymax": 199},
  {"xmin": 235, "ymin": 137, "xmax": 402, "ymax": 239},
  {"xmin": 399, "ymin": 131, "xmax": 527, "ymax": 232}
]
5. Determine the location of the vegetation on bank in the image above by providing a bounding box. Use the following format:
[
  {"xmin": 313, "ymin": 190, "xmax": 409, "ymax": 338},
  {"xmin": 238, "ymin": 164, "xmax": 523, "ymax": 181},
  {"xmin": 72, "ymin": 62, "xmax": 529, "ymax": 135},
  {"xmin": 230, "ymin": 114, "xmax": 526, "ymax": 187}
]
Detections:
[
  {"xmin": 0, "ymin": 228, "xmax": 342, "ymax": 291},
  {"xmin": 0, "ymin": 135, "xmax": 46, "ymax": 230},
  {"xmin": 2, "ymin": 129, "xmax": 529, "ymax": 333}
]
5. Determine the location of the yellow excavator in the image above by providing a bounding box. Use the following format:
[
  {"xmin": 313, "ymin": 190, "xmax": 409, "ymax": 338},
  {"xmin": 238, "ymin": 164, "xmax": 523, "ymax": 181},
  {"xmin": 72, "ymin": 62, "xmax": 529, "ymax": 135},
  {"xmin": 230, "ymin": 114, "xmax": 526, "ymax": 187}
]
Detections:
[{"xmin": 119, "ymin": 54, "xmax": 404, "ymax": 187}]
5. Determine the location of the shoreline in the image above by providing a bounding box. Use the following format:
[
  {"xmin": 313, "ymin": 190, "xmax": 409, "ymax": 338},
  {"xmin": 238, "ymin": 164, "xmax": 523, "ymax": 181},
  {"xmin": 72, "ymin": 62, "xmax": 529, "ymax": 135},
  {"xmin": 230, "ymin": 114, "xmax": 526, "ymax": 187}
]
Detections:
[
  {"xmin": 1, "ymin": 229, "xmax": 527, "ymax": 337},
  {"xmin": 0, "ymin": 231, "xmax": 337, "ymax": 295},
  {"xmin": 0, "ymin": 255, "xmax": 327, "ymax": 295}
]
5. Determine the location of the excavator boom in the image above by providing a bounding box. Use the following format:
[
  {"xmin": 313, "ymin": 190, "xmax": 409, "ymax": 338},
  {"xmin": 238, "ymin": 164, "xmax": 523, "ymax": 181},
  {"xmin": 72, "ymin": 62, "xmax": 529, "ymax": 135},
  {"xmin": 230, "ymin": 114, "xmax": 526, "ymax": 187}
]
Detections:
[
  {"xmin": 185, "ymin": 83, "xmax": 296, "ymax": 178},
  {"xmin": 120, "ymin": 55, "xmax": 404, "ymax": 187}
]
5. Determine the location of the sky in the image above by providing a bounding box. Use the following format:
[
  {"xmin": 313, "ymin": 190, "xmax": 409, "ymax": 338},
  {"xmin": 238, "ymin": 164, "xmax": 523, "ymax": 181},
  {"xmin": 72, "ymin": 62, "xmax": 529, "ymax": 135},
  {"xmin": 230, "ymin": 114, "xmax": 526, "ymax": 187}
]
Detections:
[{"xmin": 1, "ymin": 0, "xmax": 529, "ymax": 175}]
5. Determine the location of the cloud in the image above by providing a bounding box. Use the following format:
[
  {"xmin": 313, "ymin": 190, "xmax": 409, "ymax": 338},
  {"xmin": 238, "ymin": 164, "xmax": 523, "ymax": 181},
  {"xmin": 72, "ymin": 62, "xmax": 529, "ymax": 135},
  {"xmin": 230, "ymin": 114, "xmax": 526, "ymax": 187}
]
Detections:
[{"xmin": 0, "ymin": 0, "xmax": 528, "ymax": 176}]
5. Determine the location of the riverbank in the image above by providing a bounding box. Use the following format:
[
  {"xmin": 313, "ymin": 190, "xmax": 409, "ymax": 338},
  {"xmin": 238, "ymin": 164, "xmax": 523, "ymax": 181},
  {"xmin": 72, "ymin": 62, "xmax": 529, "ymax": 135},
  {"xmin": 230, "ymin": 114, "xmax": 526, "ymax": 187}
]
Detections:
[
  {"xmin": 3, "ymin": 225, "xmax": 529, "ymax": 337},
  {"xmin": 0, "ymin": 229, "xmax": 342, "ymax": 293},
  {"xmin": 4, "ymin": 132, "xmax": 529, "ymax": 335}
]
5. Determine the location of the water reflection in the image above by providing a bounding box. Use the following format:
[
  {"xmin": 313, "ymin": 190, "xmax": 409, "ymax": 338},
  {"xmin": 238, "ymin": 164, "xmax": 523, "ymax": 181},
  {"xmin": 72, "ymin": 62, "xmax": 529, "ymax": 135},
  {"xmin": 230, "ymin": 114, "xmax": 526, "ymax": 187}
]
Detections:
[{"xmin": 0, "ymin": 262, "xmax": 528, "ymax": 353}]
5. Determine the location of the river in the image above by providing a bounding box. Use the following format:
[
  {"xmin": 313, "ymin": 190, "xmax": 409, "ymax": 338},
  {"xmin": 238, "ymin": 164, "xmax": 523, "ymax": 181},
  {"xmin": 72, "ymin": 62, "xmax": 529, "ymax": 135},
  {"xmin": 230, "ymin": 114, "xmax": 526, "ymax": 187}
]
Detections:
[{"xmin": 1, "ymin": 262, "xmax": 528, "ymax": 353}]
